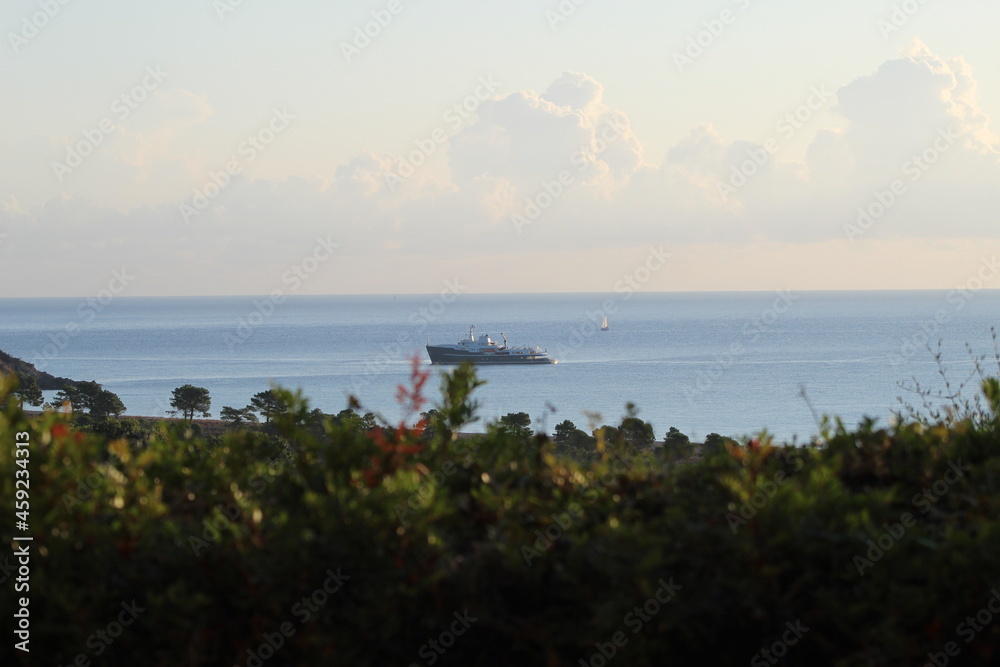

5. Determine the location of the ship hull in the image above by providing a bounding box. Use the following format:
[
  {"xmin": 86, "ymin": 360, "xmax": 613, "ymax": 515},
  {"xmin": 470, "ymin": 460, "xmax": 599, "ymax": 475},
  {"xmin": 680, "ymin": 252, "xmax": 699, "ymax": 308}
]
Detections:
[{"xmin": 426, "ymin": 345, "xmax": 555, "ymax": 365}]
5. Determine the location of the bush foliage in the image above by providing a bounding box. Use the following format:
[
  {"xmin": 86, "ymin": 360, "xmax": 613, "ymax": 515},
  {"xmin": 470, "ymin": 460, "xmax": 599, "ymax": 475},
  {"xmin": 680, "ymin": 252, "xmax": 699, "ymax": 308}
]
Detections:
[{"xmin": 2, "ymin": 366, "xmax": 1000, "ymax": 665}]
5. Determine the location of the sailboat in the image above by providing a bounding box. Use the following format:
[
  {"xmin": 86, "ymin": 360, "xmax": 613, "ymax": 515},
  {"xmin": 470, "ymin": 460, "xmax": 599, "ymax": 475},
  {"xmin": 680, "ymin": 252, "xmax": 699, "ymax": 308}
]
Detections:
[{"xmin": 601, "ymin": 315, "xmax": 609, "ymax": 331}]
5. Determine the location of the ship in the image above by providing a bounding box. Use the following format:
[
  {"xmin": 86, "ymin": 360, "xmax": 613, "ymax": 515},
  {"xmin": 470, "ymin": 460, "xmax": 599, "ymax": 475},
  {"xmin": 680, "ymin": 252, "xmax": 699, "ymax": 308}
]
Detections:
[{"xmin": 426, "ymin": 325, "xmax": 556, "ymax": 365}]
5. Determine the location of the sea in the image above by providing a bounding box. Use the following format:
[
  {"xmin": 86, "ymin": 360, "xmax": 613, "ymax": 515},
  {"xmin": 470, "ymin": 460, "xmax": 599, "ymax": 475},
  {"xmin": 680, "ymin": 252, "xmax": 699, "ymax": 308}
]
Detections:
[{"xmin": 1, "ymin": 291, "xmax": 998, "ymax": 443}]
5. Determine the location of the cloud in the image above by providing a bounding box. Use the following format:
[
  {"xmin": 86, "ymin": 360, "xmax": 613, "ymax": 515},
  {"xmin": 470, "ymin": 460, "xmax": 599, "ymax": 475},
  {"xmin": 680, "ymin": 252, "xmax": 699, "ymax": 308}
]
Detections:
[
  {"xmin": 448, "ymin": 71, "xmax": 645, "ymax": 200},
  {"xmin": 667, "ymin": 39, "xmax": 1000, "ymax": 242},
  {"xmin": 832, "ymin": 38, "xmax": 996, "ymax": 179},
  {"xmin": 5, "ymin": 44, "xmax": 1000, "ymax": 295},
  {"xmin": 541, "ymin": 71, "xmax": 605, "ymax": 119},
  {"xmin": 428, "ymin": 46, "xmax": 996, "ymax": 247}
]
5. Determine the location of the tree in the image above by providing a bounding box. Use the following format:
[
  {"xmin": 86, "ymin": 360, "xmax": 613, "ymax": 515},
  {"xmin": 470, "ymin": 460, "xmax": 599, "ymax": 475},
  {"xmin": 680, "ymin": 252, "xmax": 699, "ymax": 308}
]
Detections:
[
  {"xmin": 554, "ymin": 419, "xmax": 581, "ymax": 445},
  {"xmin": 333, "ymin": 408, "xmax": 376, "ymax": 432},
  {"xmin": 54, "ymin": 385, "xmax": 82, "ymax": 411},
  {"xmin": 418, "ymin": 408, "xmax": 443, "ymax": 441},
  {"xmin": 554, "ymin": 419, "xmax": 596, "ymax": 447},
  {"xmin": 661, "ymin": 427, "xmax": 693, "ymax": 460},
  {"xmin": 248, "ymin": 390, "xmax": 284, "ymax": 423},
  {"xmin": 498, "ymin": 412, "xmax": 532, "ymax": 439},
  {"xmin": 13, "ymin": 372, "xmax": 43, "ymax": 409},
  {"xmin": 220, "ymin": 406, "xmax": 258, "ymax": 427},
  {"xmin": 83, "ymin": 417, "xmax": 150, "ymax": 443},
  {"xmin": 664, "ymin": 427, "xmax": 690, "ymax": 447},
  {"xmin": 91, "ymin": 389, "xmax": 126, "ymax": 418},
  {"xmin": 703, "ymin": 433, "xmax": 736, "ymax": 457},
  {"xmin": 553, "ymin": 419, "xmax": 597, "ymax": 456},
  {"xmin": 593, "ymin": 425, "xmax": 621, "ymax": 447},
  {"xmin": 53, "ymin": 381, "xmax": 121, "ymax": 415},
  {"xmin": 75, "ymin": 381, "xmax": 103, "ymax": 413},
  {"xmin": 619, "ymin": 416, "xmax": 654, "ymax": 449},
  {"xmin": 170, "ymin": 385, "xmax": 212, "ymax": 420},
  {"xmin": 360, "ymin": 412, "xmax": 377, "ymax": 431}
]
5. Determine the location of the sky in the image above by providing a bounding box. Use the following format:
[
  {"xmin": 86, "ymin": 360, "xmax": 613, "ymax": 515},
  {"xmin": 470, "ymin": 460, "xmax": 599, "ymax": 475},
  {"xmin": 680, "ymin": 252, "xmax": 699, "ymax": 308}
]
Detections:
[{"xmin": 1, "ymin": 0, "xmax": 999, "ymax": 297}]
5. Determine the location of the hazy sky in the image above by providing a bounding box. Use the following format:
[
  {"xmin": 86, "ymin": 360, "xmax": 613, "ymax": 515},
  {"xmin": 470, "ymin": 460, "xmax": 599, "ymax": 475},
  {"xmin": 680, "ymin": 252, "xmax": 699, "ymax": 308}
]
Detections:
[{"xmin": 2, "ymin": 0, "xmax": 999, "ymax": 297}]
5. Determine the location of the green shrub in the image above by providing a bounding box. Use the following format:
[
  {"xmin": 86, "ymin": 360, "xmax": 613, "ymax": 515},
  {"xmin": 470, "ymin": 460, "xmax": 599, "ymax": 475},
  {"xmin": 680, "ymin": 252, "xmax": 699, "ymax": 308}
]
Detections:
[{"xmin": 3, "ymin": 367, "xmax": 1000, "ymax": 665}]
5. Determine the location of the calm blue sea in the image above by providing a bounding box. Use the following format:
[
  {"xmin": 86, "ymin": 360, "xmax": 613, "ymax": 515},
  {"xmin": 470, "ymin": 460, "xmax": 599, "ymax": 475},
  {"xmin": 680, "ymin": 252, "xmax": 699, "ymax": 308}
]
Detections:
[{"xmin": 1, "ymin": 291, "xmax": 998, "ymax": 442}]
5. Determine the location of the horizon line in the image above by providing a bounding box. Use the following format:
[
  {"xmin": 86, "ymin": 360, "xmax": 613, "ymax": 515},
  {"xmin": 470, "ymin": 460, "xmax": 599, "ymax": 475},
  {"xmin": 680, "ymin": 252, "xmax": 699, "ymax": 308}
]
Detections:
[{"xmin": 2, "ymin": 287, "xmax": 999, "ymax": 300}]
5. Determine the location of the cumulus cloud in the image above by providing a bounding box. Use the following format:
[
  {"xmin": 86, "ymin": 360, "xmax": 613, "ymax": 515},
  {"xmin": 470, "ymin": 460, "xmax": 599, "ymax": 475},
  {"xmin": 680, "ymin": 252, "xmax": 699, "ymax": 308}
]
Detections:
[
  {"xmin": 831, "ymin": 38, "xmax": 996, "ymax": 181},
  {"xmin": 5, "ymin": 44, "xmax": 1000, "ymax": 295},
  {"xmin": 541, "ymin": 71, "xmax": 605, "ymax": 120},
  {"xmin": 410, "ymin": 44, "xmax": 996, "ymax": 247},
  {"xmin": 448, "ymin": 72, "xmax": 645, "ymax": 204},
  {"xmin": 672, "ymin": 39, "xmax": 1000, "ymax": 242}
]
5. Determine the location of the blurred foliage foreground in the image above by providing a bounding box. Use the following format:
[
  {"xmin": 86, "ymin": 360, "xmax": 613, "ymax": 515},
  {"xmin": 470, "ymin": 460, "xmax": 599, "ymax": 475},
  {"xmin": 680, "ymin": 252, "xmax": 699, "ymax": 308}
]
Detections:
[{"xmin": 3, "ymin": 364, "xmax": 1000, "ymax": 667}]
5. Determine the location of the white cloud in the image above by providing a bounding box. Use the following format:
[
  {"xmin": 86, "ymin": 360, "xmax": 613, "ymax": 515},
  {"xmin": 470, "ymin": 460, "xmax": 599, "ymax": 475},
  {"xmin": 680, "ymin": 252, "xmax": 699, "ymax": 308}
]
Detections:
[
  {"xmin": 4, "ymin": 44, "xmax": 1000, "ymax": 295},
  {"xmin": 449, "ymin": 71, "xmax": 645, "ymax": 200}
]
